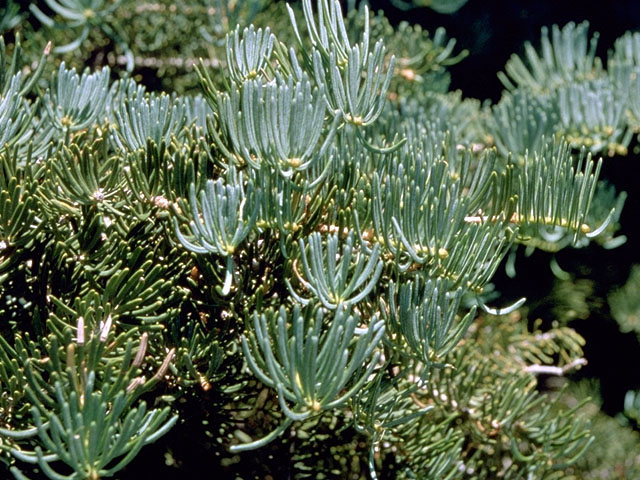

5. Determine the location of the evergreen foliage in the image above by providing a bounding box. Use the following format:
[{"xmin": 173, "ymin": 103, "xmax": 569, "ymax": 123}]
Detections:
[
  {"xmin": 0, "ymin": 0, "xmax": 639, "ymax": 478},
  {"xmin": 610, "ymin": 264, "xmax": 640, "ymax": 339}
]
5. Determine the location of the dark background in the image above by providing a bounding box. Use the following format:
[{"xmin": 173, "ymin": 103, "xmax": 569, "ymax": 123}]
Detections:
[{"xmin": 369, "ymin": 0, "xmax": 640, "ymax": 101}]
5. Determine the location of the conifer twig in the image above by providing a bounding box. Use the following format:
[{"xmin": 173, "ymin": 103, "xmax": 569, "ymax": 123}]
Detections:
[{"xmin": 523, "ymin": 358, "xmax": 587, "ymax": 376}]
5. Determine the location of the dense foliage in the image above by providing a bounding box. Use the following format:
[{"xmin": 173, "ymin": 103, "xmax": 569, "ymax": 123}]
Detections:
[{"xmin": 1, "ymin": 0, "xmax": 640, "ymax": 478}]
